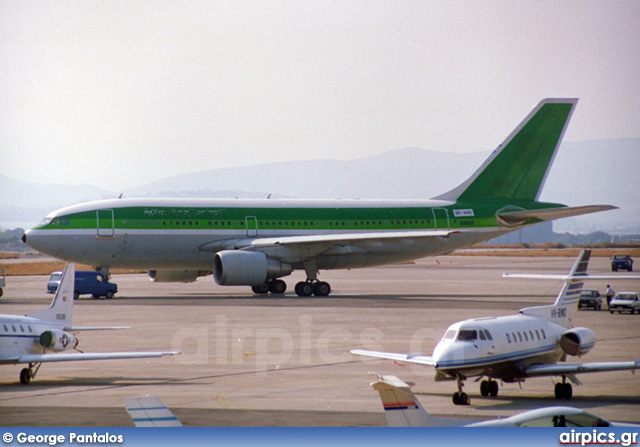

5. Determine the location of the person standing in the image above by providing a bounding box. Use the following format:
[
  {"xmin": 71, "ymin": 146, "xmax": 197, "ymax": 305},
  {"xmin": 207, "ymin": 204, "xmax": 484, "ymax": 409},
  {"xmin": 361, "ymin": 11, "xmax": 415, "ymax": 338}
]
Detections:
[{"xmin": 605, "ymin": 284, "xmax": 615, "ymax": 308}]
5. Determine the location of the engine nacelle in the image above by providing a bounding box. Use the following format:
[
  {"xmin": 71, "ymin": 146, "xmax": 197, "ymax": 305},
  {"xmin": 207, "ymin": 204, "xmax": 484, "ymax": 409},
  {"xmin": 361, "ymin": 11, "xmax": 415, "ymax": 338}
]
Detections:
[
  {"xmin": 39, "ymin": 329, "xmax": 78, "ymax": 352},
  {"xmin": 559, "ymin": 327, "xmax": 596, "ymax": 357},
  {"xmin": 148, "ymin": 270, "xmax": 210, "ymax": 283},
  {"xmin": 213, "ymin": 250, "xmax": 292, "ymax": 286}
]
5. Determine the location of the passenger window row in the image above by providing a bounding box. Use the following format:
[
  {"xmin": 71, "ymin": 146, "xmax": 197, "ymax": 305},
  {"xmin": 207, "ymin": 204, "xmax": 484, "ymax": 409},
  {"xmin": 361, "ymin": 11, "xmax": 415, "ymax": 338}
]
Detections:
[
  {"xmin": 2, "ymin": 324, "xmax": 34, "ymax": 333},
  {"xmin": 506, "ymin": 328, "xmax": 546, "ymax": 344}
]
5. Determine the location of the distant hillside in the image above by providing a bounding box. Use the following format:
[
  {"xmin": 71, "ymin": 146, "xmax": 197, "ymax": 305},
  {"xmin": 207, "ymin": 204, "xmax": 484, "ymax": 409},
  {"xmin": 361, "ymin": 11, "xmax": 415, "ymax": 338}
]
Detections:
[{"xmin": 1, "ymin": 138, "xmax": 638, "ymax": 233}]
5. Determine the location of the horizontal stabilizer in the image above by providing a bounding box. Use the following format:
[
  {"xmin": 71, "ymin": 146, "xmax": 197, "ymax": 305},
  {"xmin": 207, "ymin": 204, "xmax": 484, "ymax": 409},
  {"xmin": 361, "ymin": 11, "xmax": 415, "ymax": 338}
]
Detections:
[
  {"xmin": 496, "ymin": 205, "xmax": 617, "ymax": 227},
  {"xmin": 125, "ymin": 396, "xmax": 183, "ymax": 427}
]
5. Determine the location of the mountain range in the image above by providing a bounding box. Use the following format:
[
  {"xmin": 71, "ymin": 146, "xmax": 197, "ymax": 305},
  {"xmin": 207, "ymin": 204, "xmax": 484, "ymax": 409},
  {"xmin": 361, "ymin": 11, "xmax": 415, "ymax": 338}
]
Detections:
[{"xmin": 1, "ymin": 138, "xmax": 638, "ymax": 234}]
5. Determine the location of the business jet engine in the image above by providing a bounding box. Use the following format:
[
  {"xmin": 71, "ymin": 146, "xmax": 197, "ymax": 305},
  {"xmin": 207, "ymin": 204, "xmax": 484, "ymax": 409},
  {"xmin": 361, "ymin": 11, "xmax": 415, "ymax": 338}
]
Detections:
[
  {"xmin": 559, "ymin": 327, "xmax": 596, "ymax": 357},
  {"xmin": 39, "ymin": 329, "xmax": 78, "ymax": 352},
  {"xmin": 213, "ymin": 250, "xmax": 292, "ymax": 286},
  {"xmin": 148, "ymin": 270, "xmax": 211, "ymax": 283}
]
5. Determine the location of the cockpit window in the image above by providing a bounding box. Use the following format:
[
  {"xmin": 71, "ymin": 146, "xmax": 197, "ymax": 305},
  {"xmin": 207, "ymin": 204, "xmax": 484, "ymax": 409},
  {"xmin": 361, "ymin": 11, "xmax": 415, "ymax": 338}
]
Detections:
[
  {"xmin": 38, "ymin": 217, "xmax": 53, "ymax": 227},
  {"xmin": 443, "ymin": 329, "xmax": 457, "ymax": 341},
  {"xmin": 456, "ymin": 330, "xmax": 477, "ymax": 341}
]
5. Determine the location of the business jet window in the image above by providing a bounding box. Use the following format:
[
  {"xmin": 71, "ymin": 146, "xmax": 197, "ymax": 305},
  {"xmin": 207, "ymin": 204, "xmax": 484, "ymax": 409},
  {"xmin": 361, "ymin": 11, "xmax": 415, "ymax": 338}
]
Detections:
[
  {"xmin": 484, "ymin": 329, "xmax": 493, "ymax": 340},
  {"xmin": 479, "ymin": 330, "xmax": 486, "ymax": 340},
  {"xmin": 457, "ymin": 330, "xmax": 477, "ymax": 341},
  {"xmin": 442, "ymin": 329, "xmax": 456, "ymax": 341},
  {"xmin": 535, "ymin": 329, "xmax": 541, "ymax": 340}
]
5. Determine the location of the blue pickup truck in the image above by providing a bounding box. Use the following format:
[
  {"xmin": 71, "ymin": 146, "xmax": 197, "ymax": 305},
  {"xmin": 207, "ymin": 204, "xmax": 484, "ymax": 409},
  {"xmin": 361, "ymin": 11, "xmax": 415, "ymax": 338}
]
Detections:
[
  {"xmin": 47, "ymin": 270, "xmax": 118, "ymax": 299},
  {"xmin": 611, "ymin": 254, "xmax": 633, "ymax": 272}
]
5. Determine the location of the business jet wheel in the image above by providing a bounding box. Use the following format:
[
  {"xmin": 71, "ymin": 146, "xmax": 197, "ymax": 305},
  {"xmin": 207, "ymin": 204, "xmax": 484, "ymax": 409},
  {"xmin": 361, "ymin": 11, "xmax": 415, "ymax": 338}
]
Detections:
[
  {"xmin": 295, "ymin": 282, "xmax": 314, "ymax": 297},
  {"xmin": 268, "ymin": 279, "xmax": 287, "ymax": 295},
  {"xmin": 481, "ymin": 380, "xmax": 499, "ymax": 397},
  {"xmin": 313, "ymin": 281, "xmax": 331, "ymax": 297},
  {"xmin": 20, "ymin": 368, "xmax": 31, "ymax": 385},
  {"xmin": 480, "ymin": 380, "xmax": 489, "ymax": 396},
  {"xmin": 452, "ymin": 391, "xmax": 469, "ymax": 405},
  {"xmin": 554, "ymin": 382, "xmax": 573, "ymax": 400},
  {"xmin": 488, "ymin": 380, "xmax": 499, "ymax": 397}
]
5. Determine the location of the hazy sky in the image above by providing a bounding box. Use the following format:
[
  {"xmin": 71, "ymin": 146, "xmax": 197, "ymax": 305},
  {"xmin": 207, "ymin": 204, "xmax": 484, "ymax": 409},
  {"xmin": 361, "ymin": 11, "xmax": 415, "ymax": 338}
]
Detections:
[{"xmin": 1, "ymin": 1, "xmax": 639, "ymax": 190}]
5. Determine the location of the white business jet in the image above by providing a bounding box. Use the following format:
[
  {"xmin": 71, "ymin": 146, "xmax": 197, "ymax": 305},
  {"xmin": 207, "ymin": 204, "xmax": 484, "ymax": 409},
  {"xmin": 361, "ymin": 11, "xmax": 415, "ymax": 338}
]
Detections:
[
  {"xmin": 352, "ymin": 250, "xmax": 640, "ymax": 405},
  {"xmin": 372, "ymin": 375, "xmax": 638, "ymax": 427},
  {"xmin": 0, "ymin": 263, "xmax": 178, "ymax": 384}
]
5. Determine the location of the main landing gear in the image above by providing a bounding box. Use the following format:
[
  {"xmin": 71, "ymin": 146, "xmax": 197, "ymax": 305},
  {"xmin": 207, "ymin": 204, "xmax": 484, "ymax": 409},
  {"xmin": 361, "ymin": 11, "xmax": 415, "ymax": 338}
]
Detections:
[
  {"xmin": 250, "ymin": 279, "xmax": 332, "ymax": 297},
  {"xmin": 480, "ymin": 379, "xmax": 499, "ymax": 397},
  {"xmin": 294, "ymin": 281, "xmax": 331, "ymax": 297},
  {"xmin": 555, "ymin": 376, "xmax": 573, "ymax": 400},
  {"xmin": 19, "ymin": 362, "xmax": 42, "ymax": 385}
]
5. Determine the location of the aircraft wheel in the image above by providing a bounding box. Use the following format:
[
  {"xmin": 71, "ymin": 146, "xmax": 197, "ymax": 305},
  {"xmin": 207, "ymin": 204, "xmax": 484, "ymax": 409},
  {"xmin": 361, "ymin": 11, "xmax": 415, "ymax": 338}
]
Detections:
[
  {"xmin": 269, "ymin": 279, "xmax": 287, "ymax": 295},
  {"xmin": 295, "ymin": 282, "xmax": 314, "ymax": 297},
  {"xmin": 20, "ymin": 368, "xmax": 31, "ymax": 385},
  {"xmin": 488, "ymin": 380, "xmax": 499, "ymax": 397},
  {"xmin": 313, "ymin": 281, "xmax": 331, "ymax": 297},
  {"xmin": 480, "ymin": 380, "xmax": 489, "ymax": 396},
  {"xmin": 452, "ymin": 392, "xmax": 469, "ymax": 405},
  {"xmin": 252, "ymin": 284, "xmax": 269, "ymax": 295},
  {"xmin": 555, "ymin": 382, "xmax": 572, "ymax": 399}
]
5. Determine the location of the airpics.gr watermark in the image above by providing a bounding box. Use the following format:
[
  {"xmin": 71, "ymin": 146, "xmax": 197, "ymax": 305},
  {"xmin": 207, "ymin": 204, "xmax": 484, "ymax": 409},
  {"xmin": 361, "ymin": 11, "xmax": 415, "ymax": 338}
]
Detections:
[
  {"xmin": 559, "ymin": 429, "xmax": 638, "ymax": 447},
  {"xmin": 169, "ymin": 314, "xmax": 439, "ymax": 375}
]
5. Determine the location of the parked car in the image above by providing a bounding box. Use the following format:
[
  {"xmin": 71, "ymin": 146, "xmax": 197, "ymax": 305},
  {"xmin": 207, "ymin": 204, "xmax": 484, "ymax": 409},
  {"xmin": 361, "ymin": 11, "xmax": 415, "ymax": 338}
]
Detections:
[
  {"xmin": 578, "ymin": 289, "xmax": 602, "ymax": 310},
  {"xmin": 47, "ymin": 270, "xmax": 118, "ymax": 300},
  {"xmin": 608, "ymin": 292, "xmax": 640, "ymax": 314},
  {"xmin": 611, "ymin": 254, "xmax": 633, "ymax": 272}
]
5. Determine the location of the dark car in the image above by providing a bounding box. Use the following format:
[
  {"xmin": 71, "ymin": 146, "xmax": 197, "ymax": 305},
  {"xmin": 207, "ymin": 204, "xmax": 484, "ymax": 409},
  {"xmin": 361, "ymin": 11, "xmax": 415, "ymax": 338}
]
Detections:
[
  {"xmin": 47, "ymin": 270, "xmax": 118, "ymax": 299},
  {"xmin": 578, "ymin": 289, "xmax": 602, "ymax": 310},
  {"xmin": 611, "ymin": 254, "xmax": 633, "ymax": 272}
]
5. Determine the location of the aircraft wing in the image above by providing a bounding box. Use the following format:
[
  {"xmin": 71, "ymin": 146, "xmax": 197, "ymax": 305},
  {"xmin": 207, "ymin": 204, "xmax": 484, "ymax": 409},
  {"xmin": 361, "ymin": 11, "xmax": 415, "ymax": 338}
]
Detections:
[
  {"xmin": 0, "ymin": 351, "xmax": 178, "ymax": 365},
  {"xmin": 125, "ymin": 396, "xmax": 183, "ymax": 427},
  {"xmin": 201, "ymin": 229, "xmax": 458, "ymax": 253},
  {"xmin": 524, "ymin": 359, "xmax": 640, "ymax": 377},
  {"xmin": 496, "ymin": 205, "xmax": 617, "ymax": 227},
  {"xmin": 351, "ymin": 349, "xmax": 436, "ymax": 366}
]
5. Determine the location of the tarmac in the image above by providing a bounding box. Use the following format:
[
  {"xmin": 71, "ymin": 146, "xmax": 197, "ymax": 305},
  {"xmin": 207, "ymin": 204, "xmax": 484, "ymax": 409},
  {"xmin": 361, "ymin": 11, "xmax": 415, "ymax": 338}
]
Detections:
[{"xmin": 1, "ymin": 254, "xmax": 639, "ymax": 426}]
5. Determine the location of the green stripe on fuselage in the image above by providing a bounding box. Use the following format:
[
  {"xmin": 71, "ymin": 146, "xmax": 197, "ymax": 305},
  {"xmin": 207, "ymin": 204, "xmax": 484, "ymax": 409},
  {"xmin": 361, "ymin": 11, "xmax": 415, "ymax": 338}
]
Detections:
[{"xmin": 36, "ymin": 201, "xmax": 565, "ymax": 232}]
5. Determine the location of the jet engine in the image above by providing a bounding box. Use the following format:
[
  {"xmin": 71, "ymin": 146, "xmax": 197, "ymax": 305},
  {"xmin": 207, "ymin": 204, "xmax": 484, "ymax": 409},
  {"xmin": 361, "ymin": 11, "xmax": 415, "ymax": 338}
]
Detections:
[
  {"xmin": 213, "ymin": 250, "xmax": 292, "ymax": 286},
  {"xmin": 39, "ymin": 329, "xmax": 78, "ymax": 352},
  {"xmin": 559, "ymin": 327, "xmax": 596, "ymax": 357},
  {"xmin": 148, "ymin": 270, "xmax": 211, "ymax": 283}
]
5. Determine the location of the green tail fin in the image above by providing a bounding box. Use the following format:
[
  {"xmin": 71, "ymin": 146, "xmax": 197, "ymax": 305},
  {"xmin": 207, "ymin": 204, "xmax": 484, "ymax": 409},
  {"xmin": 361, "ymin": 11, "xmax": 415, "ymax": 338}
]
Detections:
[{"xmin": 434, "ymin": 98, "xmax": 577, "ymax": 202}]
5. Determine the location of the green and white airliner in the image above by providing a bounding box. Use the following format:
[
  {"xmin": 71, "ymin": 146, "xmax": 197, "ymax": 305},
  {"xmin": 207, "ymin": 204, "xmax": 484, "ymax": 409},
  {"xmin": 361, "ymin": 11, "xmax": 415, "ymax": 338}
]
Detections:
[{"xmin": 23, "ymin": 98, "xmax": 615, "ymax": 296}]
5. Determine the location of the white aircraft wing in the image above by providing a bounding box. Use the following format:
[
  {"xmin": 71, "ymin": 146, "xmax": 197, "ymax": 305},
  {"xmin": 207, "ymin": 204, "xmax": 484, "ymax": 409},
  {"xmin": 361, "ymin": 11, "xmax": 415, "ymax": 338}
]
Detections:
[
  {"xmin": 525, "ymin": 359, "xmax": 640, "ymax": 377},
  {"xmin": 201, "ymin": 229, "xmax": 458, "ymax": 253},
  {"xmin": 125, "ymin": 396, "xmax": 183, "ymax": 427},
  {"xmin": 0, "ymin": 351, "xmax": 178, "ymax": 365},
  {"xmin": 351, "ymin": 349, "xmax": 436, "ymax": 366}
]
